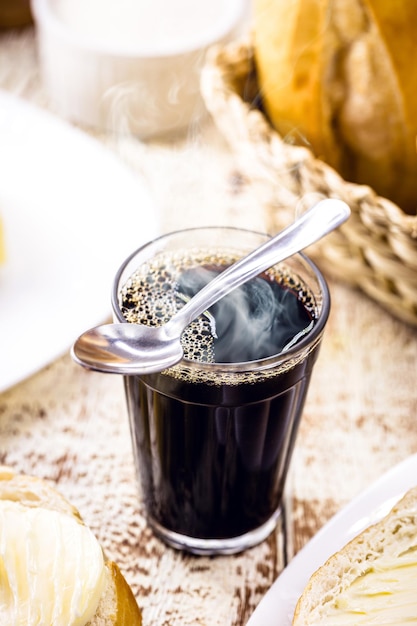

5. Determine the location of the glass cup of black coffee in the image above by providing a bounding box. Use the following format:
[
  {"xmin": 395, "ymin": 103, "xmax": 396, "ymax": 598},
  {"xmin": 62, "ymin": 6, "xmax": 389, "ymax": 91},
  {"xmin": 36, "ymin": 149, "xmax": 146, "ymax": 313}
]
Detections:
[{"xmin": 112, "ymin": 226, "xmax": 330, "ymax": 555}]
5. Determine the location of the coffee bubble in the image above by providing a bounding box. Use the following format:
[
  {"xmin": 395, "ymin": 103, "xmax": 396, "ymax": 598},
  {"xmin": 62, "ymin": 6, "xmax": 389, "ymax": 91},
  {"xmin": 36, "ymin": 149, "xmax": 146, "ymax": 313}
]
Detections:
[{"xmin": 119, "ymin": 246, "xmax": 317, "ymax": 373}]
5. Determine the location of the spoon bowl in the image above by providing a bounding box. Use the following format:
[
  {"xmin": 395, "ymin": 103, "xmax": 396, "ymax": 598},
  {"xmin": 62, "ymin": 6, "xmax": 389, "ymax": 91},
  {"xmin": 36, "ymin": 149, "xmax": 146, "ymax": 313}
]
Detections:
[
  {"xmin": 73, "ymin": 320, "xmax": 185, "ymax": 375},
  {"xmin": 71, "ymin": 198, "xmax": 350, "ymax": 375}
]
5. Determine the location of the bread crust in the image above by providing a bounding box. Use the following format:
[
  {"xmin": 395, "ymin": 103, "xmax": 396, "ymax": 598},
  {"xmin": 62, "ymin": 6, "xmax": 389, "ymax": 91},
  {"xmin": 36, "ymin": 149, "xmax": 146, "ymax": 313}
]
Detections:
[
  {"xmin": 292, "ymin": 487, "xmax": 417, "ymax": 624},
  {"xmin": 0, "ymin": 465, "xmax": 82, "ymax": 518},
  {"xmin": 253, "ymin": 0, "xmax": 342, "ymax": 166}
]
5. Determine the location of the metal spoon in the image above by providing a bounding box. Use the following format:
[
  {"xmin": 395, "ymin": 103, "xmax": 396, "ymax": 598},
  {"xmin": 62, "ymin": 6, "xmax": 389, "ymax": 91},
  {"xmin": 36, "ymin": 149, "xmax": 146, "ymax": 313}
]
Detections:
[{"xmin": 71, "ymin": 198, "xmax": 350, "ymax": 375}]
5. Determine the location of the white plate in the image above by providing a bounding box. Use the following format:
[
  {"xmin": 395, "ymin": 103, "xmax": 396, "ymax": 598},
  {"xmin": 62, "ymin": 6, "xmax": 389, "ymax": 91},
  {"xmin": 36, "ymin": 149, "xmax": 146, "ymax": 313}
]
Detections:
[
  {"xmin": 0, "ymin": 89, "xmax": 158, "ymax": 392},
  {"xmin": 247, "ymin": 453, "xmax": 417, "ymax": 626}
]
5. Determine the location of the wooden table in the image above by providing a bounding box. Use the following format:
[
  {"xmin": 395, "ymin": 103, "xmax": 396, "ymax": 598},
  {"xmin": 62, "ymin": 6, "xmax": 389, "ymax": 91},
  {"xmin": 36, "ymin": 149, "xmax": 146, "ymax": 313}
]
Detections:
[{"xmin": 1, "ymin": 26, "xmax": 417, "ymax": 626}]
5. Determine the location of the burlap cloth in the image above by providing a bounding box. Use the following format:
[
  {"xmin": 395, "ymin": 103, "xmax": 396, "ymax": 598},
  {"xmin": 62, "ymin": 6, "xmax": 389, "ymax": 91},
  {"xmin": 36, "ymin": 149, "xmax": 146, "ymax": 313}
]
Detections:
[{"xmin": 1, "ymin": 27, "xmax": 417, "ymax": 625}]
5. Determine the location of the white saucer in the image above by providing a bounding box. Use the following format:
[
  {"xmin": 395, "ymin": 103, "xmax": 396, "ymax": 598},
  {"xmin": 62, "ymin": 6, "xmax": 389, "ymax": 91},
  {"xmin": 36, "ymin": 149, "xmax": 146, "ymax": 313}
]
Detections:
[
  {"xmin": 0, "ymin": 90, "xmax": 158, "ymax": 392},
  {"xmin": 247, "ymin": 453, "xmax": 417, "ymax": 625}
]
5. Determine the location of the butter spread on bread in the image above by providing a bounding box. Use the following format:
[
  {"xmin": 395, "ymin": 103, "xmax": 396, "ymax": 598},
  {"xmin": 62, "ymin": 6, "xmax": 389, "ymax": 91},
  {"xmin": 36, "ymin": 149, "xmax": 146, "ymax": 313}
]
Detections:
[
  {"xmin": 0, "ymin": 500, "xmax": 105, "ymax": 625},
  {"xmin": 292, "ymin": 487, "xmax": 417, "ymax": 624},
  {"xmin": 320, "ymin": 552, "xmax": 417, "ymax": 623},
  {"xmin": 0, "ymin": 466, "xmax": 142, "ymax": 626}
]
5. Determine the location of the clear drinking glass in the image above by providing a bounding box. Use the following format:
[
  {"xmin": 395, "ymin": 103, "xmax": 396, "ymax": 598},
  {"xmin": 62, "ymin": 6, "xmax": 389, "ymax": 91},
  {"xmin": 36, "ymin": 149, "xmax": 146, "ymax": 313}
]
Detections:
[{"xmin": 112, "ymin": 226, "xmax": 330, "ymax": 555}]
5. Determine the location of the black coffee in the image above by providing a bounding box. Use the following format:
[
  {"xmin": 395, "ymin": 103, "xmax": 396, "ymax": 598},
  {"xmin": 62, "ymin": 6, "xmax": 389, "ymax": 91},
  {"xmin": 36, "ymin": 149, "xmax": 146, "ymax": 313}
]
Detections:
[
  {"xmin": 175, "ymin": 264, "xmax": 314, "ymax": 362},
  {"xmin": 121, "ymin": 249, "xmax": 321, "ymax": 540}
]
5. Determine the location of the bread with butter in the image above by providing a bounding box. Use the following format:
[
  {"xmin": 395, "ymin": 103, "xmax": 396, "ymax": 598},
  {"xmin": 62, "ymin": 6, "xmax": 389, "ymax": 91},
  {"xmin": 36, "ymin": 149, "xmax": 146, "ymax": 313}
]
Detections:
[
  {"xmin": 292, "ymin": 486, "xmax": 417, "ymax": 624},
  {"xmin": 0, "ymin": 466, "xmax": 142, "ymax": 626}
]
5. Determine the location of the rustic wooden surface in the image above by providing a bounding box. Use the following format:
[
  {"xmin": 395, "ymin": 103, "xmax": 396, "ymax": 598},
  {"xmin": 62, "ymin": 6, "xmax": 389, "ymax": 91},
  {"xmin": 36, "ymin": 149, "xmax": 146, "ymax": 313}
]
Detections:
[{"xmin": 1, "ymin": 26, "xmax": 417, "ymax": 626}]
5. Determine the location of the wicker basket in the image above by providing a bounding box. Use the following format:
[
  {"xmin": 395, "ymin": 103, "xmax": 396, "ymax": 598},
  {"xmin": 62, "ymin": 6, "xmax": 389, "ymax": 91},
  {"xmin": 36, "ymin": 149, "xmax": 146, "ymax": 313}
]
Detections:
[{"xmin": 201, "ymin": 38, "xmax": 417, "ymax": 327}]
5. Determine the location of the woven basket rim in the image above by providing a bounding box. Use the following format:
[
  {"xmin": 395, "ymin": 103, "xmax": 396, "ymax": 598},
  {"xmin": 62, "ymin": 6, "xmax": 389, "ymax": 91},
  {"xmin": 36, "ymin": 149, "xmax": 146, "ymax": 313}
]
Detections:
[
  {"xmin": 204, "ymin": 37, "xmax": 417, "ymax": 232},
  {"xmin": 201, "ymin": 37, "xmax": 417, "ymax": 326}
]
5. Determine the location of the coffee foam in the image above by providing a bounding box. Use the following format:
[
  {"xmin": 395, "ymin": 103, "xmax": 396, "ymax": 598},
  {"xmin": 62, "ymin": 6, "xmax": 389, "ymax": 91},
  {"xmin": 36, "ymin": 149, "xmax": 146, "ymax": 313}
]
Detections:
[{"xmin": 119, "ymin": 247, "xmax": 318, "ymax": 384}]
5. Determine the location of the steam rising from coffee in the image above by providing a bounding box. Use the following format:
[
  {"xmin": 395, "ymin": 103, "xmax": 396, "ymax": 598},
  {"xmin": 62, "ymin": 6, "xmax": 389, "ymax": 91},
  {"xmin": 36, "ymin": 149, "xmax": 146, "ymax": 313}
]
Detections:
[
  {"xmin": 177, "ymin": 266, "xmax": 314, "ymax": 363},
  {"xmin": 120, "ymin": 250, "xmax": 316, "ymax": 366}
]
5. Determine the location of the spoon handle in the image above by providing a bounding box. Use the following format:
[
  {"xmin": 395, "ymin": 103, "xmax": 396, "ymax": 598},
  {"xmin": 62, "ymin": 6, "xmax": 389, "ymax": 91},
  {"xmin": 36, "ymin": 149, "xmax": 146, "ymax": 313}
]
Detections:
[{"xmin": 167, "ymin": 199, "xmax": 350, "ymax": 334}]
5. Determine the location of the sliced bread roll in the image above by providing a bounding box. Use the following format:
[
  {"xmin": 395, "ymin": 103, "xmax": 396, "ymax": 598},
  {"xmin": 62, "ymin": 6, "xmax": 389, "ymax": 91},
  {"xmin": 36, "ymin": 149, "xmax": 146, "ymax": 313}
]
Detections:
[
  {"xmin": 292, "ymin": 486, "xmax": 417, "ymax": 624},
  {"xmin": 0, "ymin": 466, "xmax": 142, "ymax": 626}
]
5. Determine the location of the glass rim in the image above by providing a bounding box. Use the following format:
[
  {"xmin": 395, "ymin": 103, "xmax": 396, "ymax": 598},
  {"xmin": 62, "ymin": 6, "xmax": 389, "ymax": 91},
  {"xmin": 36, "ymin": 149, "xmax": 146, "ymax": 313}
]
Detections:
[{"xmin": 111, "ymin": 226, "xmax": 331, "ymax": 373}]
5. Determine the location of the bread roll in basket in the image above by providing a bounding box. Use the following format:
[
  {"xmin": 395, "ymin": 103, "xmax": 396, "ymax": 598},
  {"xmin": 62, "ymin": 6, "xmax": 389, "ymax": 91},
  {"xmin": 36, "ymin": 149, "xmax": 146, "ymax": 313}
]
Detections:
[{"xmin": 201, "ymin": 0, "xmax": 417, "ymax": 326}]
